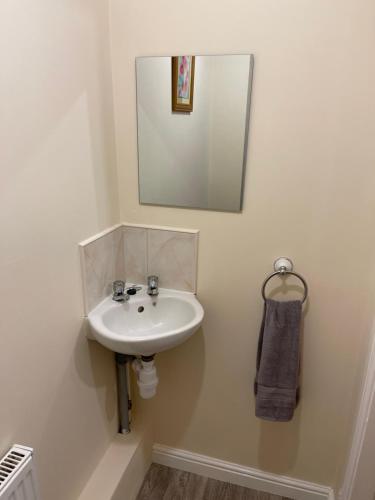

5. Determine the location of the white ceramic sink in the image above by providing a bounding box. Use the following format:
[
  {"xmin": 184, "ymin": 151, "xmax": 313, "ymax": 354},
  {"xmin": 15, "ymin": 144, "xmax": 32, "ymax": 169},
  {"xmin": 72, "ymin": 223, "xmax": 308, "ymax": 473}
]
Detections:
[{"xmin": 88, "ymin": 285, "xmax": 204, "ymax": 356}]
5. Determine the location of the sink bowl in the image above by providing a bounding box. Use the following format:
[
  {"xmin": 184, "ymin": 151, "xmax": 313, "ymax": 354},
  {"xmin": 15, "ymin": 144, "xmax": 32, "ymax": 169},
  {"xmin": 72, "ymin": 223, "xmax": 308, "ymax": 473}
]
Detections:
[{"xmin": 88, "ymin": 285, "xmax": 204, "ymax": 356}]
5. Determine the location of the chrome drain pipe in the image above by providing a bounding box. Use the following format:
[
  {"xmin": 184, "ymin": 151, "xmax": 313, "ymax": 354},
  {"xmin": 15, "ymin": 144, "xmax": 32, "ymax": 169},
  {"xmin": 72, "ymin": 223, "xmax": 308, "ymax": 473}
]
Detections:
[{"xmin": 115, "ymin": 353, "xmax": 134, "ymax": 434}]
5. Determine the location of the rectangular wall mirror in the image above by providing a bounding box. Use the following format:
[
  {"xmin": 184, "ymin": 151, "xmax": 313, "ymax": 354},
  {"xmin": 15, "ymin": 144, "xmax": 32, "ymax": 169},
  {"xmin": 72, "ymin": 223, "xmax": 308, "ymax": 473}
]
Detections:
[{"xmin": 136, "ymin": 54, "xmax": 254, "ymax": 212}]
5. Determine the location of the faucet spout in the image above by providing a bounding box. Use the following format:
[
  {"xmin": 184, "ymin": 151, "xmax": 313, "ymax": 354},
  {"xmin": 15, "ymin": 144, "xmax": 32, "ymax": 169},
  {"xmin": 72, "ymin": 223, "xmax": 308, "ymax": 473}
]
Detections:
[
  {"xmin": 112, "ymin": 280, "xmax": 130, "ymax": 302},
  {"xmin": 147, "ymin": 275, "xmax": 159, "ymax": 296}
]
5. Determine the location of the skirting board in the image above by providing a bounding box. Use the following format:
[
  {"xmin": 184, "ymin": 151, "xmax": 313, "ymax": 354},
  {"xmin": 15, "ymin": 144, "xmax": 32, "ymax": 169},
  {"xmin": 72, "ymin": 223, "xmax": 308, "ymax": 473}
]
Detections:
[{"xmin": 152, "ymin": 444, "xmax": 335, "ymax": 500}]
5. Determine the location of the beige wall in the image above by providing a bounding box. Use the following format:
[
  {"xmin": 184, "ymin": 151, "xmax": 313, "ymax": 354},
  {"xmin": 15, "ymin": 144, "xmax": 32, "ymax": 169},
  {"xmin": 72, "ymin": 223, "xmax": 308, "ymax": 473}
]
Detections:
[
  {"xmin": 4, "ymin": 0, "xmax": 375, "ymax": 496},
  {"xmin": 1, "ymin": 2, "xmax": 119, "ymax": 499},
  {"xmin": 109, "ymin": 0, "xmax": 375, "ymax": 490}
]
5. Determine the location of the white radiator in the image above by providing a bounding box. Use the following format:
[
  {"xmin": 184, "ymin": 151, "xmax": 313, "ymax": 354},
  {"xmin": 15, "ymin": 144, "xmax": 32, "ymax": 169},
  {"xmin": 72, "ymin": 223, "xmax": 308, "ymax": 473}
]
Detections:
[{"xmin": 0, "ymin": 445, "xmax": 40, "ymax": 500}]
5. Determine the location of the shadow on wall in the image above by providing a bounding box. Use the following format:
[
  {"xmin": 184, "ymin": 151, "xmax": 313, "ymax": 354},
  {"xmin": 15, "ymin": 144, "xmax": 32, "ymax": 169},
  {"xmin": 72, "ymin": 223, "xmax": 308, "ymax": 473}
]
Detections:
[
  {"xmin": 33, "ymin": 323, "xmax": 117, "ymax": 499},
  {"xmin": 137, "ymin": 326, "xmax": 206, "ymax": 443},
  {"xmin": 258, "ymin": 412, "xmax": 301, "ymax": 474},
  {"xmin": 74, "ymin": 322, "xmax": 118, "ymax": 423}
]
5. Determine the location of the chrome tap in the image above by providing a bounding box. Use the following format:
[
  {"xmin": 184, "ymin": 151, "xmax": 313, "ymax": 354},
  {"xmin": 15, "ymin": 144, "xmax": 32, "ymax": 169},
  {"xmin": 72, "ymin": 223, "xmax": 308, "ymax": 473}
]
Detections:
[
  {"xmin": 112, "ymin": 280, "xmax": 128, "ymax": 301},
  {"xmin": 147, "ymin": 275, "xmax": 159, "ymax": 296},
  {"xmin": 112, "ymin": 281, "xmax": 142, "ymax": 302}
]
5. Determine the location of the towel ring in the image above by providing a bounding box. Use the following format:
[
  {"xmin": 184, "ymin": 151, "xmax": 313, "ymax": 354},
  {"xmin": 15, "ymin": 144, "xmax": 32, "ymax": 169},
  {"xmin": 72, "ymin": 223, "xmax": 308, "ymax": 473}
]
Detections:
[{"xmin": 261, "ymin": 257, "xmax": 308, "ymax": 304}]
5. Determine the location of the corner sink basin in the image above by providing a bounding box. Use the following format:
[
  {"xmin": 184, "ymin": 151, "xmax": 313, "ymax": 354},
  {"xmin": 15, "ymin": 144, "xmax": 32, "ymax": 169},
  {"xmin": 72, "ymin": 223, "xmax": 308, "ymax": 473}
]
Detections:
[{"xmin": 88, "ymin": 285, "xmax": 204, "ymax": 356}]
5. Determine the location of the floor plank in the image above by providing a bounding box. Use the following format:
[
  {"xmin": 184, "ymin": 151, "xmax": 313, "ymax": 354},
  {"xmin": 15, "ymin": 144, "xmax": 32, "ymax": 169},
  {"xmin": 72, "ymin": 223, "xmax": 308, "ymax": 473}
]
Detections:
[
  {"xmin": 136, "ymin": 464, "xmax": 172, "ymax": 500},
  {"xmin": 136, "ymin": 464, "xmax": 293, "ymax": 500},
  {"xmin": 163, "ymin": 468, "xmax": 208, "ymax": 500}
]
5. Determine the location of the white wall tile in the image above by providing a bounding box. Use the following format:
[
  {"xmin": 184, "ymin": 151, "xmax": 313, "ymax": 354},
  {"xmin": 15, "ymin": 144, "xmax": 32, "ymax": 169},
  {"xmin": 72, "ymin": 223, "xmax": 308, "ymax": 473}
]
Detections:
[
  {"xmin": 123, "ymin": 225, "xmax": 148, "ymax": 284},
  {"xmin": 80, "ymin": 227, "xmax": 124, "ymax": 314},
  {"xmin": 147, "ymin": 229, "xmax": 198, "ymax": 292},
  {"xmin": 80, "ymin": 224, "xmax": 199, "ymax": 314}
]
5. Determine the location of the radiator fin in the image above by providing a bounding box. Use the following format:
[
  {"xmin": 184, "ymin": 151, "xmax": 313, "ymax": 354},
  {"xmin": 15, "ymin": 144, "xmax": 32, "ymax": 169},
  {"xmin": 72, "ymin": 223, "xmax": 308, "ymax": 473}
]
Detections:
[{"xmin": 0, "ymin": 446, "xmax": 40, "ymax": 500}]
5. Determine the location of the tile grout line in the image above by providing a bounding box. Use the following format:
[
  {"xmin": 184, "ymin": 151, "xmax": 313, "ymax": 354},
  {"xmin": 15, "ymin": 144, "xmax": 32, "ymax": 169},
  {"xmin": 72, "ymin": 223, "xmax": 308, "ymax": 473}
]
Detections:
[{"xmin": 146, "ymin": 228, "xmax": 150, "ymax": 277}]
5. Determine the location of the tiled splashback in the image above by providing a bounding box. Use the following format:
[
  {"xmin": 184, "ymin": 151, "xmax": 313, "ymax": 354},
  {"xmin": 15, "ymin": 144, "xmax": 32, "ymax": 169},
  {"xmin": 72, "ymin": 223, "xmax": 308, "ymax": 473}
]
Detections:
[
  {"xmin": 79, "ymin": 225, "xmax": 124, "ymax": 314},
  {"xmin": 124, "ymin": 225, "xmax": 198, "ymax": 291},
  {"xmin": 79, "ymin": 223, "xmax": 199, "ymax": 315}
]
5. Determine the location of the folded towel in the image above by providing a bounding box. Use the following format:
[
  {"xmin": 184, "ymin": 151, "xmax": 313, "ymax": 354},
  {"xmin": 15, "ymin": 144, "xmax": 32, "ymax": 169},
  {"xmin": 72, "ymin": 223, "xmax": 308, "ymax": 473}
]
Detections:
[{"xmin": 254, "ymin": 299, "xmax": 302, "ymax": 422}]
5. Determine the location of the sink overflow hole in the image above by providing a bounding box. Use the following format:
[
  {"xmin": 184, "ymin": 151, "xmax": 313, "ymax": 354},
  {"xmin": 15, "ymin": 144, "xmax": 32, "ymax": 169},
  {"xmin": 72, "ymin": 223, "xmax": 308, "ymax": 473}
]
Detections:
[{"xmin": 138, "ymin": 306, "xmax": 144, "ymax": 313}]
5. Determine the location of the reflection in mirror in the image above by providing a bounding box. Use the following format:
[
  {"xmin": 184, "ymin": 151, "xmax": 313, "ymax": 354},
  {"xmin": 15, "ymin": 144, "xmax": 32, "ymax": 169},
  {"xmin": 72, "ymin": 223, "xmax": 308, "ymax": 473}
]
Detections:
[{"xmin": 136, "ymin": 54, "xmax": 254, "ymax": 212}]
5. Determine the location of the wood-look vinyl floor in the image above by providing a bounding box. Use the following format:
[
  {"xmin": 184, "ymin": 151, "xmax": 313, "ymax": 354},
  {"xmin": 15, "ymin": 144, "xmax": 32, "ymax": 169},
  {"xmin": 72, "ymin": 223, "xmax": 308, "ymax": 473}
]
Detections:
[{"xmin": 136, "ymin": 464, "xmax": 294, "ymax": 500}]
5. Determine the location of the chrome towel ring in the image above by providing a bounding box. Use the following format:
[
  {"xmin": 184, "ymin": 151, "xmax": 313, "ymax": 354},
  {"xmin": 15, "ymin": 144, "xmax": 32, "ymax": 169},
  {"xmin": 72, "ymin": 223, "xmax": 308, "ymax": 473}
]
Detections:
[{"xmin": 261, "ymin": 257, "xmax": 308, "ymax": 304}]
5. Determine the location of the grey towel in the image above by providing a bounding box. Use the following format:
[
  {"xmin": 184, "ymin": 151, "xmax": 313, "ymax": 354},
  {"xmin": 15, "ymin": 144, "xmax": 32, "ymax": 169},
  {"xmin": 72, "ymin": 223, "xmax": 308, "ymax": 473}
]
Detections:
[{"xmin": 254, "ymin": 299, "xmax": 302, "ymax": 422}]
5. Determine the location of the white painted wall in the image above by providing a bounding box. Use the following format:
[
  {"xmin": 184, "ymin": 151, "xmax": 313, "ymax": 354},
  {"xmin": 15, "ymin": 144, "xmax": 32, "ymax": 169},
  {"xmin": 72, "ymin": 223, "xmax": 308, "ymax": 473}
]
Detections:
[
  {"xmin": 350, "ymin": 394, "xmax": 375, "ymax": 500},
  {"xmin": 338, "ymin": 327, "xmax": 375, "ymax": 500},
  {"xmin": 0, "ymin": 2, "xmax": 120, "ymax": 499}
]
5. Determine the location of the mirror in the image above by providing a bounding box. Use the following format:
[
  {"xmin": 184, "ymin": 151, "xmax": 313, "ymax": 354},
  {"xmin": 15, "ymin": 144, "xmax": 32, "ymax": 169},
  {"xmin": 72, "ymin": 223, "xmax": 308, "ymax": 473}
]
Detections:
[{"xmin": 136, "ymin": 54, "xmax": 254, "ymax": 212}]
